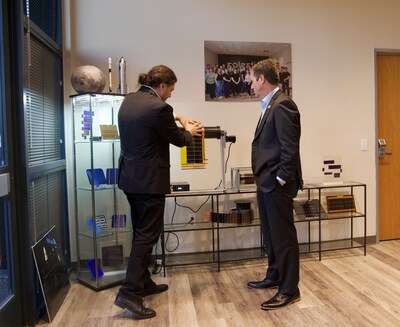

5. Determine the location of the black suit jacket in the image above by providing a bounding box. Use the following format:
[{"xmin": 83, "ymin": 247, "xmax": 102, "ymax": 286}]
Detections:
[
  {"xmin": 251, "ymin": 90, "xmax": 303, "ymax": 194},
  {"xmin": 118, "ymin": 86, "xmax": 193, "ymax": 194}
]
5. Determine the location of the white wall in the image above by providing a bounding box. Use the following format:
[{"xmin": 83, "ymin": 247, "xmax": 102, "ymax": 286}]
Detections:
[{"xmin": 63, "ymin": 0, "xmax": 400, "ymax": 259}]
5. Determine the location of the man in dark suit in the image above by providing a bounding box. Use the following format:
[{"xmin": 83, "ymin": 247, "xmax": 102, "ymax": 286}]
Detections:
[
  {"xmin": 114, "ymin": 65, "xmax": 203, "ymax": 319},
  {"xmin": 247, "ymin": 59, "xmax": 303, "ymax": 310}
]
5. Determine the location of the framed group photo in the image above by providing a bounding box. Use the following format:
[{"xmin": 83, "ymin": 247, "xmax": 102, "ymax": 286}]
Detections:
[{"xmin": 204, "ymin": 40, "xmax": 292, "ymax": 102}]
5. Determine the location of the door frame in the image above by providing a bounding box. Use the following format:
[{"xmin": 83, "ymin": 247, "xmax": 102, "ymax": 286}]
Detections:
[
  {"xmin": 0, "ymin": 0, "xmax": 22, "ymax": 325},
  {"xmin": 374, "ymin": 48, "xmax": 400, "ymax": 243}
]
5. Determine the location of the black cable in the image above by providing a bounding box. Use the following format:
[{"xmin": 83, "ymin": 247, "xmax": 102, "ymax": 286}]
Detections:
[
  {"xmin": 174, "ymin": 196, "xmax": 211, "ymax": 213},
  {"xmin": 165, "ymin": 231, "xmax": 180, "ymax": 252},
  {"xmin": 164, "ymin": 196, "xmax": 212, "ymax": 253},
  {"xmin": 216, "ymin": 141, "xmax": 234, "ymax": 189},
  {"xmin": 162, "ymin": 140, "xmax": 233, "ymax": 255},
  {"xmin": 225, "ymin": 141, "xmax": 233, "ymax": 173}
]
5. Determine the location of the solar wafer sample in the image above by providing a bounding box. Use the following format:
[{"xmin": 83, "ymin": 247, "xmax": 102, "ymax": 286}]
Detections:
[
  {"xmin": 326, "ymin": 195, "xmax": 356, "ymax": 213},
  {"xmin": 181, "ymin": 133, "xmax": 206, "ymax": 168},
  {"xmin": 293, "ymin": 199, "xmax": 327, "ymax": 219}
]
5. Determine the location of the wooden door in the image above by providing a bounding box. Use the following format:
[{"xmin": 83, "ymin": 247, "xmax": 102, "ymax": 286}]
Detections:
[{"xmin": 377, "ymin": 53, "xmax": 400, "ymax": 240}]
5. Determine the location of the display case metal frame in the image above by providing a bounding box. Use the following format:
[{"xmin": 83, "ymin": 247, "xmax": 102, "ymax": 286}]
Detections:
[
  {"xmin": 71, "ymin": 93, "xmax": 128, "ymax": 291},
  {"xmin": 296, "ymin": 181, "xmax": 367, "ymax": 260},
  {"xmin": 161, "ymin": 181, "xmax": 367, "ymax": 274},
  {"xmin": 162, "ymin": 188, "xmax": 264, "ymax": 276}
]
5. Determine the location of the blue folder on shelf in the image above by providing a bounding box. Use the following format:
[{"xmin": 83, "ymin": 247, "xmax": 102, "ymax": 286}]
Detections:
[
  {"xmin": 87, "ymin": 218, "xmax": 101, "ymax": 235},
  {"xmin": 87, "ymin": 215, "xmax": 107, "ymax": 235},
  {"xmin": 87, "ymin": 259, "xmax": 104, "ymax": 279},
  {"xmin": 112, "ymin": 214, "xmax": 127, "ymax": 228},
  {"xmin": 86, "ymin": 168, "xmax": 107, "ymax": 188},
  {"xmin": 106, "ymin": 168, "xmax": 119, "ymax": 185}
]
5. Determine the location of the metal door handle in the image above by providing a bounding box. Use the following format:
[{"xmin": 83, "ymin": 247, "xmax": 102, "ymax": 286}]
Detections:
[{"xmin": 378, "ymin": 138, "xmax": 392, "ymax": 159}]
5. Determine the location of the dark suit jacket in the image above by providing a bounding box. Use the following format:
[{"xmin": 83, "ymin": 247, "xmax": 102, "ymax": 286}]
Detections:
[
  {"xmin": 251, "ymin": 90, "xmax": 303, "ymax": 194},
  {"xmin": 118, "ymin": 86, "xmax": 193, "ymax": 194}
]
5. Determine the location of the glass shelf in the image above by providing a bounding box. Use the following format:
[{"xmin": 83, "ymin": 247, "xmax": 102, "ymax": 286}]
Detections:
[
  {"xmin": 72, "ymin": 93, "xmax": 128, "ymax": 291},
  {"xmin": 78, "ymin": 228, "xmax": 131, "ymax": 239},
  {"xmin": 162, "ymin": 181, "xmax": 367, "ymax": 273},
  {"xmin": 74, "ymin": 139, "xmax": 120, "ymax": 144}
]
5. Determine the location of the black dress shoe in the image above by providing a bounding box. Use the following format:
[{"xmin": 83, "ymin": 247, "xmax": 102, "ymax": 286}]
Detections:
[
  {"xmin": 141, "ymin": 284, "xmax": 169, "ymax": 297},
  {"xmin": 114, "ymin": 294, "xmax": 156, "ymax": 319},
  {"xmin": 247, "ymin": 278, "xmax": 280, "ymax": 289},
  {"xmin": 260, "ymin": 288, "xmax": 300, "ymax": 310}
]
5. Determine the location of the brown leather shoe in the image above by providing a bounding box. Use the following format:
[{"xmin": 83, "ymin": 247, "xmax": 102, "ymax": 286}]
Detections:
[
  {"xmin": 260, "ymin": 288, "xmax": 300, "ymax": 310},
  {"xmin": 141, "ymin": 284, "xmax": 169, "ymax": 297},
  {"xmin": 247, "ymin": 279, "xmax": 280, "ymax": 289},
  {"xmin": 114, "ymin": 294, "xmax": 156, "ymax": 319}
]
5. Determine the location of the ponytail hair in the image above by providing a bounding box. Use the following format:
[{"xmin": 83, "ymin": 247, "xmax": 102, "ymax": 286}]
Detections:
[{"xmin": 138, "ymin": 65, "xmax": 177, "ymax": 87}]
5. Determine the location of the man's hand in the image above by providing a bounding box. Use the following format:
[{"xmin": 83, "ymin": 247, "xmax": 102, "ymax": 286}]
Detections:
[
  {"xmin": 175, "ymin": 113, "xmax": 200, "ymax": 127},
  {"xmin": 185, "ymin": 121, "xmax": 203, "ymax": 137},
  {"xmin": 175, "ymin": 113, "xmax": 203, "ymax": 136}
]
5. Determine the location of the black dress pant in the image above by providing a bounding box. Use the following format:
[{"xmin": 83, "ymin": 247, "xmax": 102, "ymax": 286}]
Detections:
[
  {"xmin": 118, "ymin": 193, "xmax": 165, "ymax": 300},
  {"xmin": 257, "ymin": 180, "xmax": 299, "ymax": 295}
]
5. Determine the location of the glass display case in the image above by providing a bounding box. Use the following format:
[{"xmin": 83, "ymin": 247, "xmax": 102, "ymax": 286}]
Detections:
[{"xmin": 71, "ymin": 93, "xmax": 130, "ymax": 291}]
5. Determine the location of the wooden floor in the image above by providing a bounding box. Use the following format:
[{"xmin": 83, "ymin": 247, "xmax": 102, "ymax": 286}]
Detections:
[{"xmin": 38, "ymin": 240, "xmax": 400, "ymax": 327}]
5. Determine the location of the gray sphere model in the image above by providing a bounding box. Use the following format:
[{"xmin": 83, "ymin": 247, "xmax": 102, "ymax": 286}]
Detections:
[{"xmin": 71, "ymin": 65, "xmax": 106, "ymax": 93}]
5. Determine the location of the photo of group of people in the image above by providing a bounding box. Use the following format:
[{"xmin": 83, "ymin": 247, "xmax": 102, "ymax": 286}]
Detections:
[
  {"xmin": 205, "ymin": 62, "xmax": 256, "ymax": 101},
  {"xmin": 204, "ymin": 41, "xmax": 292, "ymax": 102}
]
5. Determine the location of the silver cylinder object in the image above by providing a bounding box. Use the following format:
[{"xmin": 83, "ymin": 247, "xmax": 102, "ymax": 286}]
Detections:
[{"xmin": 118, "ymin": 57, "xmax": 127, "ymax": 94}]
